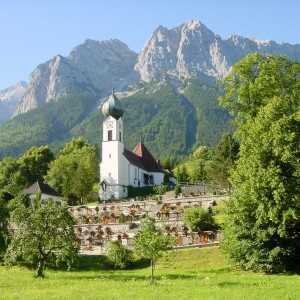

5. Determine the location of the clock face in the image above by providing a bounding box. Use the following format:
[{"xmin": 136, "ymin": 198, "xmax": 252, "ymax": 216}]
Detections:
[{"xmin": 106, "ymin": 121, "xmax": 113, "ymax": 129}]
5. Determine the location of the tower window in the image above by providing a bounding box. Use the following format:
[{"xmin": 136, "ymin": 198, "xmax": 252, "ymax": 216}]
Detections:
[
  {"xmin": 109, "ymin": 154, "xmax": 111, "ymax": 158},
  {"xmin": 119, "ymin": 131, "xmax": 122, "ymax": 142},
  {"xmin": 108, "ymin": 130, "xmax": 112, "ymax": 141}
]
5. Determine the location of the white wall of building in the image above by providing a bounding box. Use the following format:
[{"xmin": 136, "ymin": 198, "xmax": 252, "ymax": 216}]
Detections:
[
  {"xmin": 127, "ymin": 164, "xmax": 165, "ymax": 188},
  {"xmin": 100, "ymin": 115, "xmax": 172, "ymax": 201},
  {"xmin": 100, "ymin": 116, "xmax": 128, "ymax": 200}
]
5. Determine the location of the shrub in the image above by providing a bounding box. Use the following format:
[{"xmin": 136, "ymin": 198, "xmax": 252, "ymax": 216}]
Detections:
[
  {"xmin": 107, "ymin": 241, "xmax": 133, "ymax": 270},
  {"xmin": 182, "ymin": 207, "xmax": 216, "ymax": 232},
  {"xmin": 153, "ymin": 185, "xmax": 168, "ymax": 195},
  {"xmin": 175, "ymin": 185, "xmax": 181, "ymax": 198},
  {"xmin": 118, "ymin": 213, "xmax": 127, "ymax": 223}
]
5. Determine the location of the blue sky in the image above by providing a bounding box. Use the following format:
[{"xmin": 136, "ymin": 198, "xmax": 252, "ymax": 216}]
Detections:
[{"xmin": 0, "ymin": 0, "xmax": 299, "ymax": 90}]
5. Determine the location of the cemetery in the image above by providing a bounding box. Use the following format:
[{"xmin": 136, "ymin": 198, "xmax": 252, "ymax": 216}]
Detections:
[{"xmin": 70, "ymin": 195, "xmax": 225, "ymax": 254}]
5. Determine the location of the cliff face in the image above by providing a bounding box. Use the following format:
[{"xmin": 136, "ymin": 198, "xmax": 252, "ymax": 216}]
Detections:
[
  {"xmin": 11, "ymin": 20, "xmax": 300, "ymax": 117},
  {"xmin": 0, "ymin": 81, "xmax": 28, "ymax": 122},
  {"xmin": 14, "ymin": 39, "xmax": 138, "ymax": 116},
  {"xmin": 135, "ymin": 20, "xmax": 300, "ymax": 82}
]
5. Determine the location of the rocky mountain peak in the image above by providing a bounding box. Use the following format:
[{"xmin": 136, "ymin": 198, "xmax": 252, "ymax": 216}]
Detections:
[
  {"xmin": 14, "ymin": 39, "xmax": 138, "ymax": 116},
  {"xmin": 135, "ymin": 20, "xmax": 223, "ymax": 81},
  {"xmin": 0, "ymin": 81, "xmax": 28, "ymax": 122},
  {"xmin": 7, "ymin": 19, "xmax": 300, "ymax": 118},
  {"xmin": 185, "ymin": 19, "xmax": 201, "ymax": 29},
  {"xmin": 135, "ymin": 20, "xmax": 300, "ymax": 83},
  {"xmin": 0, "ymin": 81, "xmax": 28, "ymax": 102}
]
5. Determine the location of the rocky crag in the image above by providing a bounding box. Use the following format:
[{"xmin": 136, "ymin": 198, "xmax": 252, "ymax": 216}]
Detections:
[
  {"xmin": 0, "ymin": 81, "xmax": 28, "ymax": 123},
  {"xmin": 13, "ymin": 39, "xmax": 138, "ymax": 116},
  {"xmin": 4, "ymin": 20, "xmax": 300, "ymax": 118},
  {"xmin": 135, "ymin": 20, "xmax": 300, "ymax": 82}
]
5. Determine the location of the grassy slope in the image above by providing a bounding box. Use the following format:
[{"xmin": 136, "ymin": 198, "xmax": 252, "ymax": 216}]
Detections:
[{"xmin": 1, "ymin": 247, "xmax": 299, "ymax": 300}]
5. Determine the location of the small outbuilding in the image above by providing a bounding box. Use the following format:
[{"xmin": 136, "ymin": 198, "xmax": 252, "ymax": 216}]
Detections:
[{"xmin": 21, "ymin": 181, "xmax": 63, "ymax": 205}]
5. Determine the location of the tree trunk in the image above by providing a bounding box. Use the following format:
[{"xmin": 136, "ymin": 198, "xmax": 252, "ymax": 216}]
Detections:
[
  {"xmin": 151, "ymin": 259, "xmax": 154, "ymax": 283},
  {"xmin": 36, "ymin": 259, "xmax": 45, "ymax": 277}
]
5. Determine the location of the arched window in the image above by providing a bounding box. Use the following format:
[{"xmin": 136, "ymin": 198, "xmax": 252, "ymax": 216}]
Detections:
[{"xmin": 108, "ymin": 130, "xmax": 112, "ymax": 141}]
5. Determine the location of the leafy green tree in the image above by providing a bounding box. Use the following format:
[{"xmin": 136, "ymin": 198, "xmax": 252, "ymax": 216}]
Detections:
[
  {"xmin": 193, "ymin": 146, "xmax": 210, "ymax": 160},
  {"xmin": 7, "ymin": 194, "xmax": 30, "ymax": 212},
  {"xmin": 176, "ymin": 165, "xmax": 189, "ymax": 182},
  {"xmin": 0, "ymin": 157, "xmax": 20, "ymax": 194},
  {"xmin": 174, "ymin": 146, "xmax": 212, "ymax": 184},
  {"xmin": 221, "ymin": 53, "xmax": 300, "ymax": 272},
  {"xmin": 182, "ymin": 207, "xmax": 216, "ymax": 232},
  {"xmin": 189, "ymin": 159, "xmax": 207, "ymax": 183},
  {"xmin": 209, "ymin": 133, "xmax": 239, "ymax": 192},
  {"xmin": 4, "ymin": 199, "xmax": 79, "ymax": 277},
  {"xmin": 0, "ymin": 194, "xmax": 9, "ymax": 258},
  {"xmin": 58, "ymin": 136, "xmax": 89, "ymax": 156},
  {"xmin": 160, "ymin": 157, "xmax": 177, "ymax": 172},
  {"xmin": 219, "ymin": 53, "xmax": 300, "ymax": 137},
  {"xmin": 134, "ymin": 217, "xmax": 173, "ymax": 282},
  {"xmin": 18, "ymin": 146, "xmax": 54, "ymax": 188},
  {"xmin": 0, "ymin": 146, "xmax": 54, "ymax": 194},
  {"xmin": 70, "ymin": 148, "xmax": 99, "ymax": 202},
  {"xmin": 107, "ymin": 240, "xmax": 133, "ymax": 270},
  {"xmin": 163, "ymin": 173, "xmax": 170, "ymax": 185},
  {"xmin": 174, "ymin": 184, "xmax": 181, "ymax": 198},
  {"xmin": 46, "ymin": 137, "xmax": 98, "ymax": 204}
]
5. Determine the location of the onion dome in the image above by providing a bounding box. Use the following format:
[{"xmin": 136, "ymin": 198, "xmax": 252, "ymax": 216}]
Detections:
[{"xmin": 102, "ymin": 89, "xmax": 124, "ymax": 120}]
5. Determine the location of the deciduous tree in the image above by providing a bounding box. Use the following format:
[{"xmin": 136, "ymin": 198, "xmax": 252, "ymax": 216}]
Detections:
[
  {"xmin": 107, "ymin": 240, "xmax": 133, "ymax": 270},
  {"xmin": 18, "ymin": 146, "xmax": 55, "ymax": 188},
  {"xmin": 46, "ymin": 137, "xmax": 98, "ymax": 204},
  {"xmin": 0, "ymin": 157, "xmax": 20, "ymax": 194},
  {"xmin": 134, "ymin": 217, "xmax": 173, "ymax": 282},
  {"xmin": 221, "ymin": 53, "xmax": 300, "ymax": 272},
  {"xmin": 182, "ymin": 207, "xmax": 216, "ymax": 232},
  {"xmin": 209, "ymin": 133, "xmax": 239, "ymax": 192},
  {"xmin": 0, "ymin": 146, "xmax": 54, "ymax": 194},
  {"xmin": 4, "ymin": 199, "xmax": 79, "ymax": 277},
  {"xmin": 0, "ymin": 195, "xmax": 9, "ymax": 258}
]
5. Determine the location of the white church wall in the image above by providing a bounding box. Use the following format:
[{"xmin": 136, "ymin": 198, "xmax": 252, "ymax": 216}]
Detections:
[
  {"xmin": 100, "ymin": 93, "xmax": 171, "ymax": 201},
  {"xmin": 100, "ymin": 115, "xmax": 127, "ymax": 201},
  {"xmin": 127, "ymin": 165, "xmax": 166, "ymax": 188},
  {"xmin": 151, "ymin": 172, "xmax": 165, "ymax": 186},
  {"xmin": 128, "ymin": 164, "xmax": 142, "ymax": 187}
]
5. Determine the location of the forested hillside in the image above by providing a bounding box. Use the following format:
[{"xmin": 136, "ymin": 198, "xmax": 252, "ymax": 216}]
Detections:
[
  {"xmin": 182, "ymin": 79, "xmax": 233, "ymax": 147},
  {"xmin": 0, "ymin": 88, "xmax": 98, "ymax": 158},
  {"xmin": 0, "ymin": 79, "xmax": 233, "ymax": 160}
]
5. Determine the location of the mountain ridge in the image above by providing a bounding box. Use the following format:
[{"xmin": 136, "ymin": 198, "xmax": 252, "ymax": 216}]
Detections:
[
  {"xmin": 1, "ymin": 20, "xmax": 300, "ymax": 159},
  {"xmin": 13, "ymin": 39, "xmax": 138, "ymax": 116},
  {"xmin": 0, "ymin": 81, "xmax": 28, "ymax": 123},
  {"xmin": 3, "ymin": 19, "xmax": 300, "ymax": 120}
]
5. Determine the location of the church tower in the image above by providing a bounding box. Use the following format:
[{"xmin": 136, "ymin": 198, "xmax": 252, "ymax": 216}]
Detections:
[{"xmin": 99, "ymin": 90, "xmax": 128, "ymax": 201}]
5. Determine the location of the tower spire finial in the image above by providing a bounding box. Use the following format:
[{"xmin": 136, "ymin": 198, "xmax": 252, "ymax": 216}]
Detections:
[{"xmin": 102, "ymin": 88, "xmax": 124, "ymax": 119}]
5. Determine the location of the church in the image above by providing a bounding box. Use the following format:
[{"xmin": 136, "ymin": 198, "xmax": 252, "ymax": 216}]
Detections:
[{"xmin": 99, "ymin": 90, "xmax": 175, "ymax": 201}]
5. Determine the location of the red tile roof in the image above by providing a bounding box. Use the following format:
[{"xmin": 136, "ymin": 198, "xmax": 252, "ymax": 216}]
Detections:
[{"xmin": 124, "ymin": 142, "xmax": 164, "ymax": 172}]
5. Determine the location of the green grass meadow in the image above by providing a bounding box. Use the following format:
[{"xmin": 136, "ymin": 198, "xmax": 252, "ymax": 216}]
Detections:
[{"xmin": 1, "ymin": 247, "xmax": 299, "ymax": 300}]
